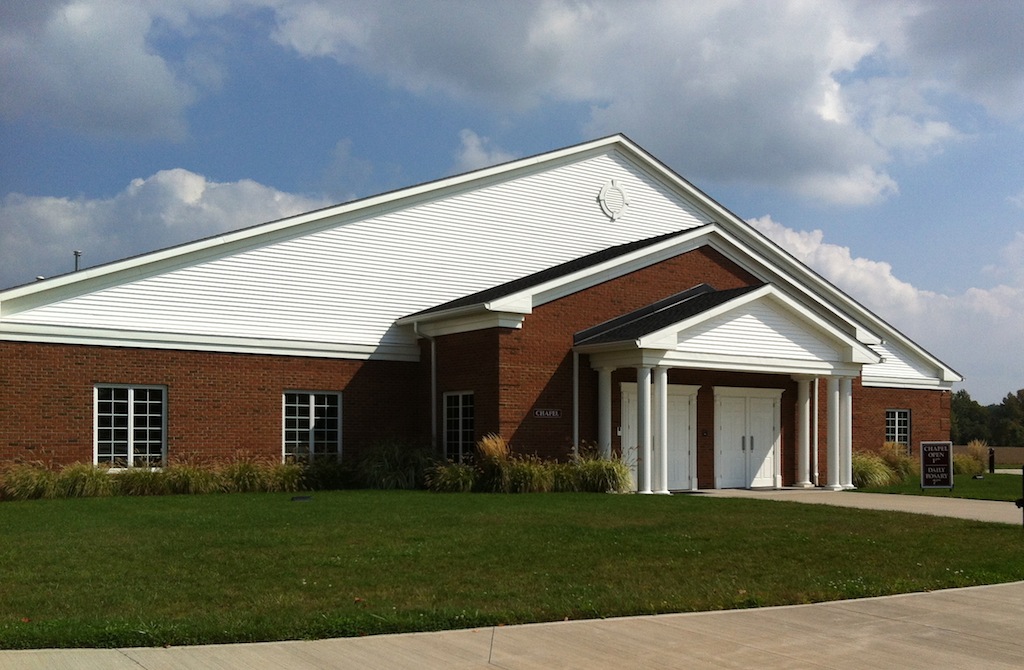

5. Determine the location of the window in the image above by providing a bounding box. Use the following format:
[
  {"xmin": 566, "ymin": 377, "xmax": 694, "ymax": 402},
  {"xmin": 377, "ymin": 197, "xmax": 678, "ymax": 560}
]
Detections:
[
  {"xmin": 95, "ymin": 385, "xmax": 166, "ymax": 467},
  {"xmin": 284, "ymin": 392, "xmax": 341, "ymax": 462},
  {"xmin": 885, "ymin": 409, "xmax": 911, "ymax": 449},
  {"xmin": 444, "ymin": 391, "xmax": 475, "ymax": 462}
]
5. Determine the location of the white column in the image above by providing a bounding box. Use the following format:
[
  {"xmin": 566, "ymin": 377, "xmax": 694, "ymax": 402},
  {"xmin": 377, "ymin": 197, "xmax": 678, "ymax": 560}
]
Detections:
[
  {"xmin": 796, "ymin": 378, "xmax": 813, "ymax": 488},
  {"xmin": 654, "ymin": 366, "xmax": 670, "ymax": 494},
  {"xmin": 597, "ymin": 368, "xmax": 613, "ymax": 460},
  {"xmin": 840, "ymin": 376, "xmax": 854, "ymax": 489},
  {"xmin": 826, "ymin": 377, "xmax": 842, "ymax": 490},
  {"xmin": 637, "ymin": 366, "xmax": 653, "ymax": 494}
]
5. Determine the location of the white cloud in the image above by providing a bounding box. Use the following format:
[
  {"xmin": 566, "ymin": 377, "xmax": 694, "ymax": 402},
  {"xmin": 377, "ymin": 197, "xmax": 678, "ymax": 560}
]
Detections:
[
  {"xmin": 0, "ymin": 1, "xmax": 195, "ymax": 139},
  {"xmin": 0, "ymin": 170, "xmax": 327, "ymax": 288},
  {"xmin": 452, "ymin": 130, "xmax": 517, "ymax": 174},
  {"xmin": 748, "ymin": 215, "xmax": 1024, "ymax": 403}
]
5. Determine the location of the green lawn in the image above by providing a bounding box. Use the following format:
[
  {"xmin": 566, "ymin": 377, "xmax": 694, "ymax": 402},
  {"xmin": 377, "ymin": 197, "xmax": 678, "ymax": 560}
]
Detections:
[
  {"xmin": 2, "ymin": 490, "xmax": 1023, "ymax": 649},
  {"xmin": 858, "ymin": 473, "xmax": 1024, "ymax": 502}
]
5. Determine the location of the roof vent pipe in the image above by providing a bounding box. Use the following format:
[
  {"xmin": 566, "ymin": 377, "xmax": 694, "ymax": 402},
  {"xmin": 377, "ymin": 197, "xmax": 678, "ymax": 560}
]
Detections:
[{"xmin": 73, "ymin": 250, "xmax": 82, "ymax": 272}]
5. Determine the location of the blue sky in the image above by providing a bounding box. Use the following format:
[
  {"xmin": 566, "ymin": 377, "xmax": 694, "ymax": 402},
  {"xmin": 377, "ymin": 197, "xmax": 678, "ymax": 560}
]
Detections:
[{"xmin": 2, "ymin": 1, "xmax": 1023, "ymax": 404}]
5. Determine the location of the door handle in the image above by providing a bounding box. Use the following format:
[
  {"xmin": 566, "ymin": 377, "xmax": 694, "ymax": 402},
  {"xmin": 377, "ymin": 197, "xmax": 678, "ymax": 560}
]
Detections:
[
  {"xmin": 741, "ymin": 436, "xmax": 746, "ymax": 452},
  {"xmin": 750, "ymin": 436, "xmax": 754, "ymax": 452}
]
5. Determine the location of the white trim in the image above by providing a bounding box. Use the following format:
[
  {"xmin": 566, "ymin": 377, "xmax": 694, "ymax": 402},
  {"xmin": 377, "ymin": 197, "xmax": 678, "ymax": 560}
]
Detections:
[{"xmin": 0, "ymin": 324, "xmax": 420, "ymax": 361}]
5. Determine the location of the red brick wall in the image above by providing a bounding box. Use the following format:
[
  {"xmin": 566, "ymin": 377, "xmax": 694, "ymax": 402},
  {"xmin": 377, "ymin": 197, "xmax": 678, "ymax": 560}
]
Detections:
[
  {"xmin": 813, "ymin": 380, "xmax": 951, "ymax": 477},
  {"xmin": 495, "ymin": 246, "xmax": 762, "ymax": 460},
  {"xmin": 0, "ymin": 341, "xmax": 424, "ymax": 466}
]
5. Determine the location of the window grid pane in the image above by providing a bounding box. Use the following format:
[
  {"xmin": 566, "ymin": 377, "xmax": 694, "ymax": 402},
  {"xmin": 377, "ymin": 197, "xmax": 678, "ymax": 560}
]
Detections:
[
  {"xmin": 96, "ymin": 386, "xmax": 164, "ymax": 468},
  {"xmin": 444, "ymin": 392, "xmax": 474, "ymax": 463},
  {"xmin": 284, "ymin": 392, "xmax": 340, "ymax": 462}
]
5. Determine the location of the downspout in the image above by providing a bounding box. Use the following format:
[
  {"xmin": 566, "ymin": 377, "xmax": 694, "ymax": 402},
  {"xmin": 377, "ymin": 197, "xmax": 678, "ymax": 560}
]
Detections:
[
  {"xmin": 413, "ymin": 322, "xmax": 438, "ymax": 454},
  {"xmin": 572, "ymin": 351, "xmax": 580, "ymax": 455}
]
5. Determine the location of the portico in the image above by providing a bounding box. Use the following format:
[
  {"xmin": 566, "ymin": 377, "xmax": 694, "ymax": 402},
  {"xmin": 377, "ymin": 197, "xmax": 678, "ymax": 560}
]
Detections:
[{"xmin": 575, "ymin": 284, "xmax": 879, "ymax": 491}]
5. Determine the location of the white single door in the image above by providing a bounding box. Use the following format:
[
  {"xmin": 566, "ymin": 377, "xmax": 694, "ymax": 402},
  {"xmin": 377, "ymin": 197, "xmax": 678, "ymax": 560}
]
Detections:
[
  {"xmin": 714, "ymin": 388, "xmax": 782, "ymax": 489},
  {"xmin": 621, "ymin": 383, "xmax": 698, "ymax": 491}
]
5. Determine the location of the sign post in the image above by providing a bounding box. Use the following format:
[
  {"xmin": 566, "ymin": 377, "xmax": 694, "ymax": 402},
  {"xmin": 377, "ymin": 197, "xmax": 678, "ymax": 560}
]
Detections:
[{"xmin": 920, "ymin": 441, "xmax": 954, "ymax": 490}]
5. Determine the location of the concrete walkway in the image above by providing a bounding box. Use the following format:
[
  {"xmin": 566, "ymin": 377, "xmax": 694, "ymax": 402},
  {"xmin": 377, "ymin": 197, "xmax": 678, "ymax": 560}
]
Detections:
[
  {"xmin": 697, "ymin": 487, "xmax": 1024, "ymax": 525},
  {"xmin": 4, "ymin": 491, "xmax": 1024, "ymax": 669}
]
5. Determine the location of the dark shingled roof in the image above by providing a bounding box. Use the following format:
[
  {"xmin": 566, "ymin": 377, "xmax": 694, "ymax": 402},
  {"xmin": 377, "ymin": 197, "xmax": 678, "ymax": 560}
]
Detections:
[
  {"xmin": 574, "ymin": 283, "xmax": 764, "ymax": 346},
  {"xmin": 403, "ymin": 227, "xmax": 707, "ymax": 319}
]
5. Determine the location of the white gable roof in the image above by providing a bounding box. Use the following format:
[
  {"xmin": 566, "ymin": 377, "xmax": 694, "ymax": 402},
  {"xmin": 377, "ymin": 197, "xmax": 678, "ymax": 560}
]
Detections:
[{"xmin": 0, "ymin": 134, "xmax": 960, "ymax": 387}]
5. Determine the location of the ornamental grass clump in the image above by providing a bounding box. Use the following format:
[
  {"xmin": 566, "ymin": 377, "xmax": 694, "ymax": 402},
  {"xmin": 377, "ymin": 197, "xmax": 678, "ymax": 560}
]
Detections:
[
  {"xmin": 425, "ymin": 462, "xmax": 476, "ymax": 493},
  {"xmin": 953, "ymin": 453, "xmax": 984, "ymax": 476},
  {"xmin": 163, "ymin": 462, "xmax": 223, "ymax": 495},
  {"xmin": 54, "ymin": 462, "xmax": 117, "ymax": 498},
  {"xmin": 112, "ymin": 466, "xmax": 169, "ymax": 496},
  {"xmin": 0, "ymin": 462, "xmax": 57, "ymax": 501},
  {"xmin": 356, "ymin": 440, "xmax": 431, "ymax": 490},
  {"xmin": 852, "ymin": 451, "xmax": 900, "ymax": 489},
  {"xmin": 879, "ymin": 442, "xmax": 914, "ymax": 482},
  {"xmin": 505, "ymin": 455, "xmax": 554, "ymax": 493},
  {"xmin": 474, "ymin": 433, "xmax": 512, "ymax": 493}
]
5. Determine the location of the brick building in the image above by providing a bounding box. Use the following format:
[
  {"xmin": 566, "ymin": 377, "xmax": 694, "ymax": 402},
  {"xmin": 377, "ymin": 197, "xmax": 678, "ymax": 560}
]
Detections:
[{"xmin": 0, "ymin": 135, "xmax": 960, "ymax": 490}]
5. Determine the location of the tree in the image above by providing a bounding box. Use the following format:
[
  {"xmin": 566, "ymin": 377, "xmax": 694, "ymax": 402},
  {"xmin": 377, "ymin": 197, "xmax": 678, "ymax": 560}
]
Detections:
[
  {"xmin": 950, "ymin": 389, "xmax": 991, "ymax": 444},
  {"xmin": 991, "ymin": 390, "xmax": 1024, "ymax": 447}
]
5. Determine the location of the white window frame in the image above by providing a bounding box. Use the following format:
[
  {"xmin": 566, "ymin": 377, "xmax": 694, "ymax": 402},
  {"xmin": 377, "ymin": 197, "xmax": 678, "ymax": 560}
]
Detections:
[
  {"xmin": 283, "ymin": 391, "xmax": 342, "ymax": 463},
  {"xmin": 885, "ymin": 408, "xmax": 911, "ymax": 449},
  {"xmin": 93, "ymin": 385, "xmax": 167, "ymax": 468},
  {"xmin": 443, "ymin": 391, "xmax": 475, "ymax": 463}
]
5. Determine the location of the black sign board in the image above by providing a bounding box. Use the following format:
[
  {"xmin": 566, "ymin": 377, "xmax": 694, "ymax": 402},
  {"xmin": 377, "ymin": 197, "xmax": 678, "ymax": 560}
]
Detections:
[
  {"xmin": 920, "ymin": 441, "xmax": 954, "ymax": 489},
  {"xmin": 533, "ymin": 409, "xmax": 562, "ymax": 419}
]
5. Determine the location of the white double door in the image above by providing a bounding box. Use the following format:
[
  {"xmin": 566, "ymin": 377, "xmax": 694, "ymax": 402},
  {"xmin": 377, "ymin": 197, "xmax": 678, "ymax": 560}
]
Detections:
[
  {"xmin": 715, "ymin": 387, "xmax": 782, "ymax": 489},
  {"xmin": 620, "ymin": 382, "xmax": 698, "ymax": 491}
]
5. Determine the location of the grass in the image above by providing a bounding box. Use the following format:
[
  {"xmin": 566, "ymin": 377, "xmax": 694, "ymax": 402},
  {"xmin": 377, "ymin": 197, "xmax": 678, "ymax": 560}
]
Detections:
[
  {"xmin": 2, "ymin": 491, "xmax": 1023, "ymax": 649},
  {"xmin": 857, "ymin": 472, "xmax": 1024, "ymax": 502}
]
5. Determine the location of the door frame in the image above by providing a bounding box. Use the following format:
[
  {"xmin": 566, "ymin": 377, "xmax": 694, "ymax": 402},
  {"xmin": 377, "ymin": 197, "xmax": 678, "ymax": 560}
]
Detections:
[
  {"xmin": 713, "ymin": 386, "xmax": 783, "ymax": 489},
  {"xmin": 620, "ymin": 382, "xmax": 700, "ymax": 491}
]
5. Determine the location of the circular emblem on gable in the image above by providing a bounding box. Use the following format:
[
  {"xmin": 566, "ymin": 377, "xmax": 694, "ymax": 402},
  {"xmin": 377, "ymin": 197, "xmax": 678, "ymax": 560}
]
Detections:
[{"xmin": 598, "ymin": 179, "xmax": 630, "ymax": 221}]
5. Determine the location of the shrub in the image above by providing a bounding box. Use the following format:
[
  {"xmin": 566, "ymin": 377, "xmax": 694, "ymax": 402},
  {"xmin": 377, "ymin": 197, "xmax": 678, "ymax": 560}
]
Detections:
[
  {"xmin": 953, "ymin": 453, "xmax": 984, "ymax": 476},
  {"xmin": 356, "ymin": 440, "xmax": 431, "ymax": 490},
  {"xmin": 965, "ymin": 439, "xmax": 988, "ymax": 470},
  {"xmin": 426, "ymin": 462, "xmax": 476, "ymax": 493},
  {"xmin": 300, "ymin": 459, "xmax": 351, "ymax": 491},
  {"xmin": 551, "ymin": 462, "xmax": 580, "ymax": 493},
  {"xmin": 474, "ymin": 434, "xmax": 512, "ymax": 493},
  {"xmin": 268, "ymin": 462, "xmax": 305, "ymax": 492},
  {"xmin": 506, "ymin": 456, "xmax": 554, "ymax": 493},
  {"xmin": 115, "ymin": 467, "xmax": 170, "ymax": 496},
  {"xmin": 0, "ymin": 462, "xmax": 57, "ymax": 500},
  {"xmin": 852, "ymin": 452, "xmax": 900, "ymax": 488},
  {"xmin": 54, "ymin": 463, "xmax": 117, "ymax": 498},
  {"xmin": 164, "ymin": 462, "xmax": 222, "ymax": 495},
  {"xmin": 879, "ymin": 442, "xmax": 914, "ymax": 483},
  {"xmin": 220, "ymin": 458, "xmax": 273, "ymax": 493},
  {"xmin": 571, "ymin": 456, "xmax": 632, "ymax": 493}
]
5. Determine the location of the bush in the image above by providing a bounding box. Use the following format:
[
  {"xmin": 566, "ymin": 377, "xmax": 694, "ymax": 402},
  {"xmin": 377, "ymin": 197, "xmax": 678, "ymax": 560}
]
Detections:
[
  {"xmin": 164, "ymin": 462, "xmax": 222, "ymax": 495},
  {"xmin": 0, "ymin": 462, "xmax": 57, "ymax": 500},
  {"xmin": 879, "ymin": 442, "xmax": 914, "ymax": 482},
  {"xmin": 268, "ymin": 462, "xmax": 305, "ymax": 492},
  {"xmin": 300, "ymin": 459, "xmax": 351, "ymax": 491},
  {"xmin": 571, "ymin": 456, "xmax": 632, "ymax": 493},
  {"xmin": 506, "ymin": 456, "xmax": 554, "ymax": 493},
  {"xmin": 474, "ymin": 434, "xmax": 512, "ymax": 493},
  {"xmin": 115, "ymin": 467, "xmax": 170, "ymax": 496},
  {"xmin": 355, "ymin": 440, "xmax": 431, "ymax": 490},
  {"xmin": 54, "ymin": 463, "xmax": 117, "ymax": 498},
  {"xmin": 953, "ymin": 453, "xmax": 984, "ymax": 476},
  {"xmin": 852, "ymin": 452, "xmax": 900, "ymax": 488},
  {"xmin": 426, "ymin": 462, "xmax": 476, "ymax": 493}
]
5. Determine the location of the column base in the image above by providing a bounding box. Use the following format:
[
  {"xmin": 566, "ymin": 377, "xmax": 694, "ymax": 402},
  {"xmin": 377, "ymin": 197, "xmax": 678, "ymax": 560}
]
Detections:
[
  {"xmin": 654, "ymin": 490, "xmax": 672, "ymax": 495},
  {"xmin": 795, "ymin": 481, "xmax": 815, "ymax": 488},
  {"xmin": 824, "ymin": 484, "xmax": 844, "ymax": 491},
  {"xmin": 638, "ymin": 490, "xmax": 653, "ymax": 495}
]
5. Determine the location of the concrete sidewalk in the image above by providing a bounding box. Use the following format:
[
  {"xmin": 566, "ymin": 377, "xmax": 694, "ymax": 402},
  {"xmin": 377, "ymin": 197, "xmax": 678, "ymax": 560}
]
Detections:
[
  {"xmin": 697, "ymin": 487, "xmax": 1024, "ymax": 525},
  {"xmin": 3, "ymin": 582, "xmax": 1024, "ymax": 669},
  {"xmin": 4, "ymin": 490, "xmax": 1023, "ymax": 669}
]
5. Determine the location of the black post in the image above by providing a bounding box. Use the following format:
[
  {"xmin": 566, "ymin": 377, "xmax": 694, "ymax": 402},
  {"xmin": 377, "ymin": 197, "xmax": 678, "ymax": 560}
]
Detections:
[{"xmin": 989, "ymin": 447, "xmax": 996, "ymax": 474}]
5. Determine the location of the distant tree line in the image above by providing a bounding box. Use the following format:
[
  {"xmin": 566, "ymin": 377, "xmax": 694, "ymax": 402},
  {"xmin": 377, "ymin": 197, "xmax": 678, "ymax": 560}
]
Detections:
[{"xmin": 951, "ymin": 389, "xmax": 1024, "ymax": 446}]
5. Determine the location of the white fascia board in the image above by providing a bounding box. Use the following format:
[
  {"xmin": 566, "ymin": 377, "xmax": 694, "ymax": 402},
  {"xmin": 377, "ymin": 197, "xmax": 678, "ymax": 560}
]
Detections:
[
  {"xmin": 407, "ymin": 312, "xmax": 525, "ymax": 338},
  {"xmin": 1, "ymin": 135, "xmax": 633, "ymax": 316},
  {"xmin": 0, "ymin": 323, "xmax": 421, "ymax": 361},
  {"xmin": 860, "ymin": 376, "xmax": 952, "ymax": 391},
  {"xmin": 585, "ymin": 347, "xmax": 861, "ymax": 377}
]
